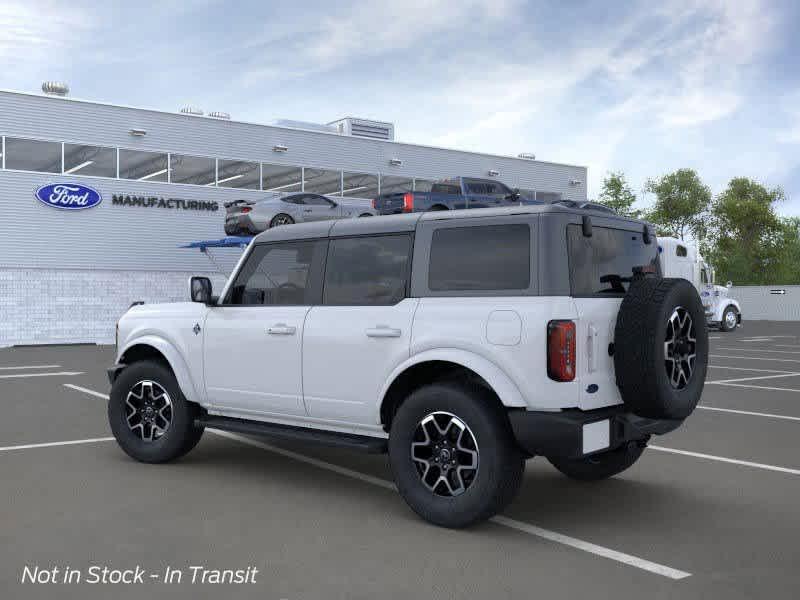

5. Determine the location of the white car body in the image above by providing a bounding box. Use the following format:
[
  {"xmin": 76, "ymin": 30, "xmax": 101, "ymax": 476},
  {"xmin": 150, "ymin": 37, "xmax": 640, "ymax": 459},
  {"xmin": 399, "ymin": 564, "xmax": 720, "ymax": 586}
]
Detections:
[{"xmin": 658, "ymin": 236, "xmax": 741, "ymax": 329}]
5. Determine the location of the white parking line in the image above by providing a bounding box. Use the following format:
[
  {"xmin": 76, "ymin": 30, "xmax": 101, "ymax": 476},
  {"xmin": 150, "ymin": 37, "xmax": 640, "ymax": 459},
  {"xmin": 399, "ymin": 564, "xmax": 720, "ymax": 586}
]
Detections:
[
  {"xmin": 707, "ymin": 373, "xmax": 800, "ymax": 385},
  {"xmin": 709, "ymin": 365, "xmax": 795, "ymax": 373},
  {"xmin": 0, "ymin": 437, "xmax": 114, "ymax": 453},
  {"xmin": 64, "ymin": 383, "xmax": 110, "ymax": 399},
  {"xmin": 717, "ymin": 347, "xmax": 800, "ymax": 355},
  {"xmin": 0, "ymin": 364, "xmax": 61, "ymax": 370},
  {"xmin": 58, "ymin": 384, "xmax": 691, "ymax": 580},
  {"xmin": 650, "ymin": 445, "xmax": 800, "ymax": 476},
  {"xmin": 711, "ymin": 354, "xmax": 800, "ymax": 363},
  {"xmin": 710, "ymin": 382, "xmax": 800, "ymax": 393},
  {"xmin": 697, "ymin": 405, "xmax": 800, "ymax": 422},
  {"xmin": 211, "ymin": 429, "xmax": 691, "ymax": 580},
  {"xmin": 0, "ymin": 371, "xmax": 84, "ymax": 379}
]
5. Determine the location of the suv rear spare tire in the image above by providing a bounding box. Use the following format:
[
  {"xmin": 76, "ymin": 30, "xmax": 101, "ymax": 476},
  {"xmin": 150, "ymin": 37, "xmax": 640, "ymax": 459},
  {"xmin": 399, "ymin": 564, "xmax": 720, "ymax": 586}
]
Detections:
[{"xmin": 614, "ymin": 277, "xmax": 708, "ymax": 420}]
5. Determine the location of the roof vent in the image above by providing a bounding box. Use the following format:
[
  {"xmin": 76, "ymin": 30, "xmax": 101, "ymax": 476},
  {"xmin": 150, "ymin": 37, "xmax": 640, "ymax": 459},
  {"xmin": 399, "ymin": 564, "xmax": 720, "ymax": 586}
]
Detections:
[
  {"xmin": 328, "ymin": 117, "xmax": 395, "ymax": 141},
  {"xmin": 208, "ymin": 111, "xmax": 231, "ymax": 120},
  {"xmin": 42, "ymin": 81, "xmax": 69, "ymax": 96},
  {"xmin": 518, "ymin": 152, "xmax": 536, "ymax": 160},
  {"xmin": 180, "ymin": 106, "xmax": 204, "ymax": 116}
]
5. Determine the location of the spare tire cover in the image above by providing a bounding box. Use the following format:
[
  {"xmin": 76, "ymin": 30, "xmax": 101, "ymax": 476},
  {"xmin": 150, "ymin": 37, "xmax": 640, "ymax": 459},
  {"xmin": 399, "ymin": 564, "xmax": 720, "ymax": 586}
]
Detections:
[{"xmin": 614, "ymin": 277, "xmax": 708, "ymax": 419}]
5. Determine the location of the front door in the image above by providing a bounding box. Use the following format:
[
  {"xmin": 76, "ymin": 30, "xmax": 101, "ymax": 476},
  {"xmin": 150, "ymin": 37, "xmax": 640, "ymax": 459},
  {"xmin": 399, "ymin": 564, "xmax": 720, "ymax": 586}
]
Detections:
[
  {"xmin": 300, "ymin": 194, "xmax": 339, "ymax": 222},
  {"xmin": 302, "ymin": 233, "xmax": 415, "ymax": 426},
  {"xmin": 203, "ymin": 239, "xmax": 326, "ymax": 418}
]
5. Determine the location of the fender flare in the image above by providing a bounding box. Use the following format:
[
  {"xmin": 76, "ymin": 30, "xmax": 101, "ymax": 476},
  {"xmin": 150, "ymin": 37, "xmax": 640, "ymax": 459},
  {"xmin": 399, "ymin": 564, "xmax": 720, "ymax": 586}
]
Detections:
[
  {"xmin": 378, "ymin": 348, "xmax": 528, "ymax": 415},
  {"xmin": 118, "ymin": 334, "xmax": 202, "ymax": 404}
]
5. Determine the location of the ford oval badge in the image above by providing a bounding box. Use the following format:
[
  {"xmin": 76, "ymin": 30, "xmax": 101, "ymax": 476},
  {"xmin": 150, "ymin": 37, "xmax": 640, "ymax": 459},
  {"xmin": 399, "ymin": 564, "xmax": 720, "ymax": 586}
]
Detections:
[{"xmin": 35, "ymin": 183, "xmax": 103, "ymax": 210}]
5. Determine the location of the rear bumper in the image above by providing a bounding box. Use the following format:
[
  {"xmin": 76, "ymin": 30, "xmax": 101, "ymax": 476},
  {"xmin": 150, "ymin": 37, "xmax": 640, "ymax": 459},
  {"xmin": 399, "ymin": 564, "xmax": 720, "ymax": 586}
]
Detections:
[{"xmin": 508, "ymin": 405, "xmax": 683, "ymax": 459}]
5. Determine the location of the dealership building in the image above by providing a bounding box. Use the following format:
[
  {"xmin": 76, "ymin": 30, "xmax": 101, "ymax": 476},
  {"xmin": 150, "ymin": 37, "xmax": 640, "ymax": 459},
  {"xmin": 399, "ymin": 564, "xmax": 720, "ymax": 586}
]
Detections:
[{"xmin": 0, "ymin": 85, "xmax": 588, "ymax": 346}]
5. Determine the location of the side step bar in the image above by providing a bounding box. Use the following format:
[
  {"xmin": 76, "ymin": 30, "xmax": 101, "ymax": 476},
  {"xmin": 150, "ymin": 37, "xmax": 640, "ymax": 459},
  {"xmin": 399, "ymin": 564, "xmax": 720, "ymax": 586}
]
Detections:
[{"xmin": 196, "ymin": 415, "xmax": 388, "ymax": 454}]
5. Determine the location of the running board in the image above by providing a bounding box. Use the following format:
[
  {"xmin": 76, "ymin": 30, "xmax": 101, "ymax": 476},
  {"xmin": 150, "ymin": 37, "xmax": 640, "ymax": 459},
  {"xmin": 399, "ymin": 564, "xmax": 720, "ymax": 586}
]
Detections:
[{"xmin": 196, "ymin": 415, "xmax": 388, "ymax": 454}]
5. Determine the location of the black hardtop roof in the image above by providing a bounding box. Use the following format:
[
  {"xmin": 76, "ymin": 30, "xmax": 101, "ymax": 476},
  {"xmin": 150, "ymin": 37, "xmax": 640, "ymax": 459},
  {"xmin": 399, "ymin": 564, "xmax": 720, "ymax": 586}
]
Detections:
[{"xmin": 251, "ymin": 203, "xmax": 649, "ymax": 244}]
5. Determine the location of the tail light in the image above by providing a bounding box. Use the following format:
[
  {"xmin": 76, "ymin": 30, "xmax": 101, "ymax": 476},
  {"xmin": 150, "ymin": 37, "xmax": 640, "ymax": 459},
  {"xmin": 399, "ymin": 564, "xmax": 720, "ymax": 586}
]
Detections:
[
  {"xmin": 402, "ymin": 193, "xmax": 414, "ymax": 212},
  {"xmin": 371, "ymin": 198, "xmax": 377, "ymax": 209},
  {"xmin": 241, "ymin": 207, "xmax": 252, "ymax": 214},
  {"xmin": 547, "ymin": 320, "xmax": 576, "ymax": 382}
]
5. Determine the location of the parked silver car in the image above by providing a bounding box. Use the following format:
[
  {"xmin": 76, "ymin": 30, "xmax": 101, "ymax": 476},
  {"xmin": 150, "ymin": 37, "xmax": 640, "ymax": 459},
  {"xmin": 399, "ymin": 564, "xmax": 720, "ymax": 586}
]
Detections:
[{"xmin": 224, "ymin": 192, "xmax": 376, "ymax": 235}]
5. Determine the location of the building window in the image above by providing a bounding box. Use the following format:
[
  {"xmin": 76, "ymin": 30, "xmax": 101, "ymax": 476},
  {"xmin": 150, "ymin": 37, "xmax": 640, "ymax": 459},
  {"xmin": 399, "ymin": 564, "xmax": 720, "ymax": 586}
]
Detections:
[
  {"xmin": 63, "ymin": 143, "xmax": 117, "ymax": 177},
  {"xmin": 341, "ymin": 171, "xmax": 379, "ymax": 198},
  {"xmin": 217, "ymin": 159, "xmax": 260, "ymax": 189},
  {"xmin": 304, "ymin": 167, "xmax": 342, "ymax": 195},
  {"xmin": 119, "ymin": 149, "xmax": 168, "ymax": 182},
  {"xmin": 170, "ymin": 154, "xmax": 216, "ymax": 186},
  {"xmin": 262, "ymin": 163, "xmax": 302, "ymax": 193},
  {"xmin": 413, "ymin": 178, "xmax": 436, "ymax": 192},
  {"xmin": 380, "ymin": 176, "xmax": 413, "ymax": 195},
  {"xmin": 4, "ymin": 137, "xmax": 61, "ymax": 173}
]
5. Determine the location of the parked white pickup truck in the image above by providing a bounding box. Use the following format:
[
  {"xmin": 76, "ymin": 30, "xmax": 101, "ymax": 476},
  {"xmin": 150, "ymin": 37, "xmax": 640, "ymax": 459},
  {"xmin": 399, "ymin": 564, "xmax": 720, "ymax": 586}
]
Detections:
[
  {"xmin": 108, "ymin": 207, "xmax": 708, "ymax": 528},
  {"xmin": 658, "ymin": 237, "xmax": 741, "ymax": 332}
]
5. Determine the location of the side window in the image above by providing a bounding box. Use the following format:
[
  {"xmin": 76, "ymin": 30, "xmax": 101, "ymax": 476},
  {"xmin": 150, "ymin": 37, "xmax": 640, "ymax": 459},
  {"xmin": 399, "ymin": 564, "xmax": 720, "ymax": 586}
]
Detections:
[
  {"xmin": 429, "ymin": 225, "xmax": 530, "ymax": 291},
  {"xmin": 284, "ymin": 195, "xmax": 304, "ymax": 205},
  {"xmin": 676, "ymin": 245, "xmax": 688, "ymax": 257},
  {"xmin": 701, "ymin": 268, "xmax": 708, "ymax": 284},
  {"xmin": 305, "ymin": 194, "xmax": 334, "ymax": 206},
  {"xmin": 226, "ymin": 241, "xmax": 325, "ymax": 306},
  {"xmin": 324, "ymin": 235, "xmax": 412, "ymax": 305},
  {"xmin": 466, "ymin": 182, "xmax": 487, "ymax": 194}
]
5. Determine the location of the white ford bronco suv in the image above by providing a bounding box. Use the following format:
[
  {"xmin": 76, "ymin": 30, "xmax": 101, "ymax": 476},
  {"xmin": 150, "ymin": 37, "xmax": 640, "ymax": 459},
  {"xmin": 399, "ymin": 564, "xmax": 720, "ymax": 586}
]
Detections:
[{"xmin": 109, "ymin": 204, "xmax": 708, "ymax": 528}]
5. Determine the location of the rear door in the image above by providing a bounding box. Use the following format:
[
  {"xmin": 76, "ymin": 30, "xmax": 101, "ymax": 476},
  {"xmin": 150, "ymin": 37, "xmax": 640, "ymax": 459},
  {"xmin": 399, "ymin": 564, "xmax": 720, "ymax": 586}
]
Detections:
[
  {"xmin": 567, "ymin": 224, "xmax": 661, "ymax": 410},
  {"xmin": 302, "ymin": 233, "xmax": 416, "ymax": 427}
]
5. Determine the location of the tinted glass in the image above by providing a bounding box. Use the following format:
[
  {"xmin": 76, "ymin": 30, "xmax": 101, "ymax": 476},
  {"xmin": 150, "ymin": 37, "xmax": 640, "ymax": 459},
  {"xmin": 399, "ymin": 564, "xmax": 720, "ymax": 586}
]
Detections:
[
  {"xmin": 567, "ymin": 225, "xmax": 661, "ymax": 295},
  {"xmin": 324, "ymin": 235, "xmax": 411, "ymax": 305},
  {"xmin": 218, "ymin": 159, "xmax": 259, "ymax": 189},
  {"xmin": 5, "ymin": 137, "xmax": 61, "ymax": 173},
  {"xmin": 262, "ymin": 163, "xmax": 302, "ymax": 192},
  {"xmin": 64, "ymin": 144, "xmax": 117, "ymax": 177},
  {"xmin": 226, "ymin": 241, "xmax": 322, "ymax": 305},
  {"xmin": 429, "ymin": 225, "xmax": 530, "ymax": 291},
  {"xmin": 119, "ymin": 149, "xmax": 168, "ymax": 182},
  {"xmin": 304, "ymin": 194, "xmax": 333, "ymax": 206},
  {"xmin": 431, "ymin": 183, "xmax": 461, "ymax": 195},
  {"xmin": 170, "ymin": 154, "xmax": 216, "ymax": 185}
]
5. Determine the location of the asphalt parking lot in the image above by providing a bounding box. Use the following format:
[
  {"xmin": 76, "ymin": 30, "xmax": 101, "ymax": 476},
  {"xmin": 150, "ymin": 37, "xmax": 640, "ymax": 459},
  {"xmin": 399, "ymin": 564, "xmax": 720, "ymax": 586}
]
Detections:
[{"xmin": 2, "ymin": 321, "xmax": 800, "ymax": 599}]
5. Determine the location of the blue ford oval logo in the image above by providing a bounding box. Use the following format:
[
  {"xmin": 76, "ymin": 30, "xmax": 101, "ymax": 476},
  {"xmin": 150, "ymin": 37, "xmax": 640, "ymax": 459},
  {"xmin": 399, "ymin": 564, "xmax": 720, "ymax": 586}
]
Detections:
[{"xmin": 35, "ymin": 183, "xmax": 102, "ymax": 210}]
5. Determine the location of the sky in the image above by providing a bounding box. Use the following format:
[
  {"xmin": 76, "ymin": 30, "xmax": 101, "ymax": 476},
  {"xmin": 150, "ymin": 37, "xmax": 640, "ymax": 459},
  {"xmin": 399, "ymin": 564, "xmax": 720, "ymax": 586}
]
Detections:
[{"xmin": 2, "ymin": 0, "xmax": 799, "ymax": 214}]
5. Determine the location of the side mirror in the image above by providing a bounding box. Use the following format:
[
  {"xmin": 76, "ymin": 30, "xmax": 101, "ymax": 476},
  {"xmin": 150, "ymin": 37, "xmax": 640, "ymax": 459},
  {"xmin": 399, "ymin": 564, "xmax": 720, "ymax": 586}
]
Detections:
[
  {"xmin": 190, "ymin": 276, "xmax": 213, "ymax": 304},
  {"xmin": 726, "ymin": 281, "xmax": 733, "ymax": 289}
]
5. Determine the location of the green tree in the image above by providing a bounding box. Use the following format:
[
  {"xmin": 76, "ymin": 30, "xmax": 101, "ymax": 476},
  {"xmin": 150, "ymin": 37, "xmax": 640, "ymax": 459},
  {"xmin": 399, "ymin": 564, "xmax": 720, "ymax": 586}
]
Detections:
[
  {"xmin": 643, "ymin": 169, "xmax": 711, "ymax": 240},
  {"xmin": 597, "ymin": 171, "xmax": 640, "ymax": 217},
  {"xmin": 706, "ymin": 178, "xmax": 786, "ymax": 284}
]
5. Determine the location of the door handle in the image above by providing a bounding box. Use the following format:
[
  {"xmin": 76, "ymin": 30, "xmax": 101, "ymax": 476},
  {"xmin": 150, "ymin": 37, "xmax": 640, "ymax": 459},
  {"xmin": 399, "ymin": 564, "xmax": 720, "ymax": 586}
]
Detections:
[
  {"xmin": 366, "ymin": 326, "xmax": 402, "ymax": 338},
  {"xmin": 303, "ymin": 209, "xmax": 312, "ymax": 213},
  {"xmin": 268, "ymin": 324, "xmax": 296, "ymax": 335}
]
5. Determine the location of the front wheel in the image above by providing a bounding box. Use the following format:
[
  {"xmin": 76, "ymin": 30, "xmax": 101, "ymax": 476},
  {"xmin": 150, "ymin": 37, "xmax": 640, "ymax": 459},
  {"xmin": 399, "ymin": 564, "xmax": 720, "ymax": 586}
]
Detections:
[
  {"xmin": 548, "ymin": 443, "xmax": 645, "ymax": 481},
  {"xmin": 720, "ymin": 306, "xmax": 738, "ymax": 332},
  {"xmin": 108, "ymin": 360, "xmax": 204, "ymax": 463},
  {"xmin": 388, "ymin": 382, "xmax": 524, "ymax": 528}
]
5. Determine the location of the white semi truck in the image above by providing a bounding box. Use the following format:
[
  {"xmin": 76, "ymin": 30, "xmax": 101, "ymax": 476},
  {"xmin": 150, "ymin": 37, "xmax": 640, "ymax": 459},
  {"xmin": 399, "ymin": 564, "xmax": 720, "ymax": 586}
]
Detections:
[{"xmin": 658, "ymin": 237, "xmax": 741, "ymax": 331}]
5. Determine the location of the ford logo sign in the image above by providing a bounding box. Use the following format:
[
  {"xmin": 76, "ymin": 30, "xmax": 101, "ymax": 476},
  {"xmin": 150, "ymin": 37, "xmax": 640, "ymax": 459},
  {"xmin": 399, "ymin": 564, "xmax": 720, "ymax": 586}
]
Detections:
[{"xmin": 35, "ymin": 183, "xmax": 102, "ymax": 210}]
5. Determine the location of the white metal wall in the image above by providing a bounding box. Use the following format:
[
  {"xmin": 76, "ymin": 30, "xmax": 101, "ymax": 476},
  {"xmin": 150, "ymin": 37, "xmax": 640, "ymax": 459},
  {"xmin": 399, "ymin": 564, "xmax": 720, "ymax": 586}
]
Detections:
[{"xmin": 728, "ymin": 286, "xmax": 800, "ymax": 321}]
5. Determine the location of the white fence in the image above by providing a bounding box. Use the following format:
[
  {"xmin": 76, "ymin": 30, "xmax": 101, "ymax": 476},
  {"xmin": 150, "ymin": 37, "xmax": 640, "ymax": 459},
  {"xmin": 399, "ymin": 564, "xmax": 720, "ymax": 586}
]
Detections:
[{"xmin": 728, "ymin": 285, "xmax": 800, "ymax": 321}]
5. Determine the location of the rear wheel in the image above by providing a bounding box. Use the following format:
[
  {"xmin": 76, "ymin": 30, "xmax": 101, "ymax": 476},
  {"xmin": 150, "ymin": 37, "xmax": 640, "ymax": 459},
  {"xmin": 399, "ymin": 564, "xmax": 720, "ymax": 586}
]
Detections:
[
  {"xmin": 720, "ymin": 306, "xmax": 738, "ymax": 332},
  {"xmin": 548, "ymin": 443, "xmax": 645, "ymax": 481},
  {"xmin": 388, "ymin": 382, "xmax": 524, "ymax": 528},
  {"xmin": 108, "ymin": 360, "xmax": 204, "ymax": 463},
  {"xmin": 270, "ymin": 213, "xmax": 294, "ymax": 227}
]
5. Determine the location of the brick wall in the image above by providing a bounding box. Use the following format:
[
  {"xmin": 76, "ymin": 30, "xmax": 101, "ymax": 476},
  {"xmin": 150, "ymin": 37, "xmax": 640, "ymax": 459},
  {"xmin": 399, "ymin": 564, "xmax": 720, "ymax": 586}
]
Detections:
[{"xmin": 0, "ymin": 269, "xmax": 228, "ymax": 346}]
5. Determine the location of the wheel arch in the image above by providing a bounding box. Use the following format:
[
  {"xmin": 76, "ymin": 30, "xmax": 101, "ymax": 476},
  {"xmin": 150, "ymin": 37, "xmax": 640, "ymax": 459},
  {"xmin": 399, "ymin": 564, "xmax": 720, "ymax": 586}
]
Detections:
[
  {"xmin": 714, "ymin": 298, "xmax": 741, "ymax": 322},
  {"xmin": 378, "ymin": 349, "xmax": 526, "ymax": 430},
  {"xmin": 117, "ymin": 336, "xmax": 202, "ymax": 404}
]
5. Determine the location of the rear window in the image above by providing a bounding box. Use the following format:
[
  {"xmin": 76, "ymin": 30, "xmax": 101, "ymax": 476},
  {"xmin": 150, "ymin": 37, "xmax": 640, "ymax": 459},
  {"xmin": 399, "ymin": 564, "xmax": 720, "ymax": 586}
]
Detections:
[
  {"xmin": 429, "ymin": 225, "xmax": 530, "ymax": 291},
  {"xmin": 567, "ymin": 225, "xmax": 660, "ymax": 295},
  {"xmin": 430, "ymin": 183, "xmax": 461, "ymax": 195}
]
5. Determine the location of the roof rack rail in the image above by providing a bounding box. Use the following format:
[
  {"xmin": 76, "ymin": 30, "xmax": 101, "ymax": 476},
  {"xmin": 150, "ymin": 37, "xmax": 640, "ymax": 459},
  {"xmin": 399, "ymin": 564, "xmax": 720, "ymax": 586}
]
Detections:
[{"xmin": 550, "ymin": 199, "xmax": 617, "ymax": 214}]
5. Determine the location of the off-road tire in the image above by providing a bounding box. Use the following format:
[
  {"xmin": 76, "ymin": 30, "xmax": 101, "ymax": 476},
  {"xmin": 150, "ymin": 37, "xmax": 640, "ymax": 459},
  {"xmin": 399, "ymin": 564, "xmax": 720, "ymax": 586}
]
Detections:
[
  {"xmin": 720, "ymin": 306, "xmax": 738, "ymax": 332},
  {"xmin": 614, "ymin": 277, "xmax": 708, "ymax": 419},
  {"xmin": 548, "ymin": 443, "xmax": 645, "ymax": 481},
  {"xmin": 108, "ymin": 360, "xmax": 204, "ymax": 463},
  {"xmin": 388, "ymin": 382, "xmax": 524, "ymax": 528}
]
